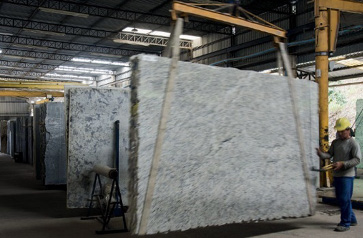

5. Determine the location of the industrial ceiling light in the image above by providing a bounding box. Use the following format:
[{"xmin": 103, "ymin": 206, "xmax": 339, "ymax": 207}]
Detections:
[
  {"xmin": 2, "ymin": 55, "xmax": 38, "ymax": 60},
  {"xmin": 71, "ymin": 57, "xmax": 129, "ymax": 66},
  {"xmin": 113, "ymin": 39, "xmax": 150, "ymax": 46},
  {"xmin": 122, "ymin": 27, "xmax": 152, "ymax": 34},
  {"xmin": 39, "ymin": 7, "xmax": 89, "ymax": 18},
  {"xmin": 0, "ymin": 32, "xmax": 13, "ymax": 36},
  {"xmin": 90, "ymin": 53, "xmax": 123, "ymax": 58},
  {"xmin": 43, "ymin": 73, "xmax": 94, "ymax": 80}
]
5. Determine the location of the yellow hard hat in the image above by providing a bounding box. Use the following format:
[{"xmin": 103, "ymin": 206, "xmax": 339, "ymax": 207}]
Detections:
[{"xmin": 334, "ymin": 117, "xmax": 351, "ymax": 131}]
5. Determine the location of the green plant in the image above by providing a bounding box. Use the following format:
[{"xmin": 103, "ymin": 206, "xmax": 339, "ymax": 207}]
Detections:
[{"xmin": 328, "ymin": 88, "xmax": 347, "ymax": 106}]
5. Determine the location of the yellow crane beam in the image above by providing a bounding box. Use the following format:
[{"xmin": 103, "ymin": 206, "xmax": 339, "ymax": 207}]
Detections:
[
  {"xmin": 315, "ymin": 0, "xmax": 363, "ymax": 14},
  {"xmin": 172, "ymin": 1, "xmax": 286, "ymax": 39},
  {"xmin": 0, "ymin": 83, "xmax": 66, "ymax": 90},
  {"xmin": 0, "ymin": 81, "xmax": 86, "ymax": 90},
  {"xmin": 0, "ymin": 90, "xmax": 64, "ymax": 97},
  {"xmin": 0, "ymin": 80, "xmax": 85, "ymax": 85}
]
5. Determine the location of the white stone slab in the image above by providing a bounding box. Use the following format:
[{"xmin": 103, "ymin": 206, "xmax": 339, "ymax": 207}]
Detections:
[
  {"xmin": 66, "ymin": 87, "xmax": 130, "ymax": 208},
  {"xmin": 128, "ymin": 55, "xmax": 319, "ymax": 234}
]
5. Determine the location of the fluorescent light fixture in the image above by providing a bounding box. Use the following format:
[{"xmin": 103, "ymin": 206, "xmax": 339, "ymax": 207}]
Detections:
[
  {"xmin": 113, "ymin": 39, "xmax": 150, "ymax": 46},
  {"xmin": 0, "ymin": 32, "xmax": 13, "ymax": 36},
  {"xmin": 23, "ymin": 28, "xmax": 65, "ymax": 36},
  {"xmin": 39, "ymin": 7, "xmax": 89, "ymax": 18},
  {"xmin": 122, "ymin": 27, "xmax": 152, "ymax": 34},
  {"xmin": 71, "ymin": 58, "xmax": 91, "ymax": 63},
  {"xmin": 149, "ymin": 31, "xmax": 170, "ymax": 37},
  {"xmin": 91, "ymin": 60, "xmax": 112, "ymax": 64},
  {"xmin": 2, "ymin": 55, "xmax": 37, "ymax": 60},
  {"xmin": 71, "ymin": 57, "xmax": 129, "ymax": 66},
  {"xmin": 111, "ymin": 62, "xmax": 129, "ymax": 66},
  {"xmin": 90, "ymin": 53, "xmax": 122, "ymax": 58},
  {"xmin": 180, "ymin": 34, "xmax": 200, "ymax": 40},
  {"xmin": 55, "ymin": 66, "xmax": 113, "ymax": 74},
  {"xmin": 43, "ymin": 73, "xmax": 93, "ymax": 80},
  {"xmin": 0, "ymin": 49, "xmax": 2, "ymax": 53}
]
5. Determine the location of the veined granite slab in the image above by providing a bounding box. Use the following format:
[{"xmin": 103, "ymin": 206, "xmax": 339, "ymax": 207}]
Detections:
[
  {"xmin": 128, "ymin": 55, "xmax": 319, "ymax": 234},
  {"xmin": 66, "ymin": 87, "xmax": 130, "ymax": 208}
]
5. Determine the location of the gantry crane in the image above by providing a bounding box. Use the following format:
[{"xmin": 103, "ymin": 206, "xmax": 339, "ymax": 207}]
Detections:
[{"xmin": 315, "ymin": 0, "xmax": 363, "ymax": 187}]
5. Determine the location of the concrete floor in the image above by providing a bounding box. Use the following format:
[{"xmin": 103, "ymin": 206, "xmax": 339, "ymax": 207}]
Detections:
[{"xmin": 1, "ymin": 153, "xmax": 363, "ymax": 238}]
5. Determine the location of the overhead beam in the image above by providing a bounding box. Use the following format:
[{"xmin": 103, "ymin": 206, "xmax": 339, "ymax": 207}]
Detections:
[
  {"xmin": 0, "ymin": 90, "xmax": 64, "ymax": 97},
  {"xmin": 316, "ymin": 0, "xmax": 363, "ymax": 14},
  {"xmin": 0, "ymin": 35, "xmax": 156, "ymax": 57},
  {"xmin": 172, "ymin": 1, "xmax": 286, "ymax": 38},
  {"xmin": 0, "ymin": 81, "xmax": 86, "ymax": 90},
  {"xmin": 2, "ymin": 0, "xmax": 231, "ymax": 34},
  {"xmin": 0, "ymin": 80, "xmax": 85, "ymax": 85}
]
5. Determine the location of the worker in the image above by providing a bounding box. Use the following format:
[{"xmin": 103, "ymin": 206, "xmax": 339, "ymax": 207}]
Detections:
[{"xmin": 316, "ymin": 117, "xmax": 361, "ymax": 232}]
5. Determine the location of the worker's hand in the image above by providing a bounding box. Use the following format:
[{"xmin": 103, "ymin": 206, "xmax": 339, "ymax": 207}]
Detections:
[{"xmin": 333, "ymin": 162, "xmax": 344, "ymax": 171}]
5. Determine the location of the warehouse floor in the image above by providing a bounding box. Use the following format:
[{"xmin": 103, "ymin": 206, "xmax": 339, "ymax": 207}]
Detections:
[{"xmin": 1, "ymin": 153, "xmax": 363, "ymax": 238}]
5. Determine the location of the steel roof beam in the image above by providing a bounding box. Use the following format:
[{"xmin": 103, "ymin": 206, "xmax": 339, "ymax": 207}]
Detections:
[
  {"xmin": 0, "ymin": 68, "xmax": 47, "ymax": 77},
  {"xmin": 2, "ymin": 49, "xmax": 74, "ymax": 61},
  {"xmin": 0, "ymin": 59, "xmax": 58, "ymax": 71},
  {"xmin": 0, "ymin": 16, "xmax": 114, "ymax": 38},
  {"xmin": 0, "ymin": 35, "xmax": 156, "ymax": 56},
  {"xmin": 2, "ymin": 0, "xmax": 231, "ymax": 34}
]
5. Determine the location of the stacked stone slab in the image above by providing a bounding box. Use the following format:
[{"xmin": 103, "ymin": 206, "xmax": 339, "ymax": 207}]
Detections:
[
  {"xmin": 0, "ymin": 121, "xmax": 7, "ymax": 153},
  {"xmin": 128, "ymin": 55, "xmax": 319, "ymax": 235},
  {"xmin": 33, "ymin": 103, "xmax": 66, "ymax": 185},
  {"xmin": 7, "ymin": 120, "xmax": 15, "ymax": 157},
  {"xmin": 66, "ymin": 87, "xmax": 130, "ymax": 208},
  {"xmin": 356, "ymin": 99, "xmax": 363, "ymax": 169}
]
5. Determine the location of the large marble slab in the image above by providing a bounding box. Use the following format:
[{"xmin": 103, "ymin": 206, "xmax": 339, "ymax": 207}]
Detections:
[
  {"xmin": 66, "ymin": 87, "xmax": 130, "ymax": 208},
  {"xmin": 128, "ymin": 55, "xmax": 319, "ymax": 234}
]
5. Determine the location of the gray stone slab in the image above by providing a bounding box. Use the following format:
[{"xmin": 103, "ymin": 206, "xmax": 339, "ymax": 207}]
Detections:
[
  {"xmin": 128, "ymin": 55, "xmax": 319, "ymax": 234},
  {"xmin": 43, "ymin": 103, "xmax": 67, "ymax": 185},
  {"xmin": 33, "ymin": 105, "xmax": 42, "ymax": 179},
  {"xmin": 7, "ymin": 120, "xmax": 15, "ymax": 157},
  {"xmin": 66, "ymin": 87, "xmax": 130, "ymax": 208},
  {"xmin": 356, "ymin": 99, "xmax": 363, "ymax": 169},
  {"xmin": 0, "ymin": 121, "xmax": 7, "ymax": 153}
]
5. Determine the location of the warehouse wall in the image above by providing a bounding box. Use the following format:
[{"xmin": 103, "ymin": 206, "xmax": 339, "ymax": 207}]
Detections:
[{"xmin": 0, "ymin": 97, "xmax": 30, "ymax": 117}]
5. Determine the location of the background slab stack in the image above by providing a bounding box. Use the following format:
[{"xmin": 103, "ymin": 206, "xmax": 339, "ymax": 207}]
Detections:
[
  {"xmin": 128, "ymin": 55, "xmax": 319, "ymax": 235},
  {"xmin": 65, "ymin": 87, "xmax": 130, "ymax": 208},
  {"xmin": 0, "ymin": 120, "xmax": 7, "ymax": 153}
]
